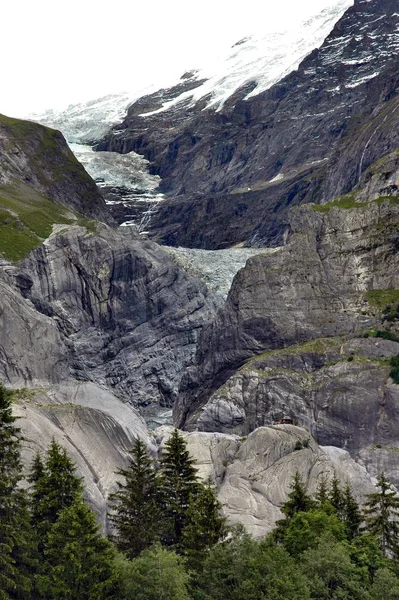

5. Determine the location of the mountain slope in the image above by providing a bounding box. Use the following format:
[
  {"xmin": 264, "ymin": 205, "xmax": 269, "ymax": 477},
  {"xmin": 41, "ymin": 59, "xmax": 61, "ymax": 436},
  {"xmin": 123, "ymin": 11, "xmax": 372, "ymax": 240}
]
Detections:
[{"xmin": 97, "ymin": 0, "xmax": 399, "ymax": 248}]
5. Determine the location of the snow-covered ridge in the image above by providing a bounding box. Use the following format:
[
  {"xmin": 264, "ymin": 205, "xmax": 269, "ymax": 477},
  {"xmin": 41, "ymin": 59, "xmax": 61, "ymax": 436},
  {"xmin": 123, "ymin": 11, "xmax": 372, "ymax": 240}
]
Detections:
[
  {"xmin": 142, "ymin": 0, "xmax": 353, "ymax": 116},
  {"xmin": 30, "ymin": 0, "xmax": 352, "ymax": 144}
]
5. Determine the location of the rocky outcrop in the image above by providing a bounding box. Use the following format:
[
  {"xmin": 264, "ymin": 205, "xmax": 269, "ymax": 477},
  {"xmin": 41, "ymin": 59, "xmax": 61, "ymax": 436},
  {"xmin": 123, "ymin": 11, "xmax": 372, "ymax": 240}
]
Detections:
[
  {"xmin": 14, "ymin": 382, "xmax": 151, "ymax": 527},
  {"xmin": 17, "ymin": 394, "xmax": 377, "ymax": 538},
  {"xmin": 4, "ymin": 224, "xmax": 216, "ymax": 416},
  {"xmin": 96, "ymin": 0, "xmax": 399, "ymax": 248},
  {"xmin": 193, "ymin": 337, "xmax": 399, "ymax": 437},
  {"xmin": 155, "ymin": 425, "xmax": 375, "ymax": 538},
  {"xmin": 189, "ymin": 337, "xmax": 399, "ymax": 487},
  {"xmin": 175, "ymin": 199, "xmax": 399, "ymax": 427}
]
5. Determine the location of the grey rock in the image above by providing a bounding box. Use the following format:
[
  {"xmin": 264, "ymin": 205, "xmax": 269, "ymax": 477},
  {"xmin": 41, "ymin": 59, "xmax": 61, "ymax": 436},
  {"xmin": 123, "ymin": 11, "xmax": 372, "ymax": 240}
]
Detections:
[
  {"xmin": 193, "ymin": 337, "xmax": 399, "ymax": 486},
  {"xmin": 176, "ymin": 201, "xmax": 399, "ymax": 428},
  {"xmin": 14, "ymin": 382, "xmax": 151, "ymax": 527},
  {"xmin": 96, "ymin": 0, "xmax": 399, "ymax": 248},
  {"xmin": 0, "ymin": 269, "xmax": 68, "ymax": 386},
  {"xmin": 0, "ymin": 114, "xmax": 112, "ymax": 224},
  {"xmin": 156, "ymin": 425, "xmax": 375, "ymax": 538},
  {"xmin": 13, "ymin": 224, "xmax": 216, "ymax": 414}
]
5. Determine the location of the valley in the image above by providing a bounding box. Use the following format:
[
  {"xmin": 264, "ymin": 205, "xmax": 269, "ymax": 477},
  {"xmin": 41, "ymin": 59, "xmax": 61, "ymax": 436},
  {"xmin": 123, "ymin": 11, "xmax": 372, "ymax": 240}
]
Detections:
[{"xmin": 0, "ymin": 0, "xmax": 398, "ymax": 546}]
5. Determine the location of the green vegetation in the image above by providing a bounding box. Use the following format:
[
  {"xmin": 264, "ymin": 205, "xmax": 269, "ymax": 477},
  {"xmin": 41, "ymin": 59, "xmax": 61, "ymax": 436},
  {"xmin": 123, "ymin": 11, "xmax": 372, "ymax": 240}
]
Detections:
[
  {"xmin": 109, "ymin": 438, "xmax": 164, "ymax": 559},
  {"xmin": 244, "ymin": 336, "xmax": 343, "ymax": 367},
  {"xmin": 110, "ymin": 429, "xmax": 226, "ymax": 567},
  {"xmin": 294, "ymin": 438, "xmax": 311, "ymax": 451},
  {"xmin": 312, "ymin": 193, "xmax": 399, "ymax": 214},
  {"xmin": 116, "ymin": 545, "xmax": 191, "ymax": 600},
  {"xmin": 376, "ymin": 330, "xmax": 399, "ymax": 343},
  {"xmin": 364, "ymin": 473, "xmax": 399, "ymax": 558},
  {"xmin": 390, "ymin": 356, "xmax": 399, "ymax": 383},
  {"xmin": 0, "ymin": 383, "xmax": 35, "ymax": 599},
  {"xmin": 311, "ymin": 192, "xmax": 399, "ymax": 214},
  {"xmin": 366, "ymin": 289, "xmax": 399, "ymax": 312},
  {"xmin": 312, "ymin": 193, "xmax": 363, "ymax": 212},
  {"xmin": 0, "ymin": 183, "xmax": 97, "ymax": 261},
  {"xmin": 0, "ymin": 114, "xmax": 101, "ymax": 262}
]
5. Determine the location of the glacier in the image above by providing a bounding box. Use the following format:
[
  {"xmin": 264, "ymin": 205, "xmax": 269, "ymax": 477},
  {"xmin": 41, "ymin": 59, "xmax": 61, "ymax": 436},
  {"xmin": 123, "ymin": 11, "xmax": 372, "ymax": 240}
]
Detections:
[{"xmin": 29, "ymin": 0, "xmax": 353, "ymax": 236}]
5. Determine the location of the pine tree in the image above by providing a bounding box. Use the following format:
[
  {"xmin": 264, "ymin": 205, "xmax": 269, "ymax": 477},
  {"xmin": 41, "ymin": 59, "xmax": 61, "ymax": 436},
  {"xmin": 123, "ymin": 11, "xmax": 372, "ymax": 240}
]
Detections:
[
  {"xmin": 109, "ymin": 437, "xmax": 163, "ymax": 559},
  {"xmin": 342, "ymin": 483, "xmax": 362, "ymax": 540},
  {"xmin": 363, "ymin": 472, "xmax": 399, "ymax": 558},
  {"xmin": 29, "ymin": 439, "xmax": 83, "ymax": 547},
  {"xmin": 160, "ymin": 429, "xmax": 200, "ymax": 547},
  {"xmin": 281, "ymin": 471, "xmax": 315, "ymax": 519},
  {"xmin": 37, "ymin": 497, "xmax": 117, "ymax": 600},
  {"xmin": 329, "ymin": 473, "xmax": 345, "ymax": 516},
  {"xmin": 180, "ymin": 481, "xmax": 227, "ymax": 571},
  {"xmin": 273, "ymin": 471, "xmax": 315, "ymax": 543},
  {"xmin": 315, "ymin": 476, "xmax": 330, "ymax": 507},
  {"xmin": 0, "ymin": 383, "xmax": 35, "ymax": 600},
  {"xmin": 28, "ymin": 452, "xmax": 45, "ymax": 488}
]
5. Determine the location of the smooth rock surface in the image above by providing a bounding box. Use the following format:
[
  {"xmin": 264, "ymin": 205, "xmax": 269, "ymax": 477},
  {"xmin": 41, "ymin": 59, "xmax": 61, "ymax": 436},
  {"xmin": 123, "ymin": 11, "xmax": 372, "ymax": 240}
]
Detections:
[
  {"xmin": 14, "ymin": 381, "xmax": 151, "ymax": 526},
  {"xmin": 155, "ymin": 425, "xmax": 376, "ymax": 538}
]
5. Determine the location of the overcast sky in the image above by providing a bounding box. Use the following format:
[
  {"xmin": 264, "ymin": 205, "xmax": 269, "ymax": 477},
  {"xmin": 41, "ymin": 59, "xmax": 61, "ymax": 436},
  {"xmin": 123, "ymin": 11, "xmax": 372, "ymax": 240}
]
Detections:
[{"xmin": 2, "ymin": 0, "xmax": 343, "ymax": 117}]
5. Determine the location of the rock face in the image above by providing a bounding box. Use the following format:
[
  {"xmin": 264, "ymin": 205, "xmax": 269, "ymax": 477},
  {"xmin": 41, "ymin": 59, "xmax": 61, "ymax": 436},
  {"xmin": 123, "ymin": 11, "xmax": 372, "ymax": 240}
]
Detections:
[
  {"xmin": 155, "ymin": 425, "xmax": 375, "ymax": 538},
  {"xmin": 1, "ymin": 224, "xmax": 217, "ymax": 416},
  {"xmin": 0, "ymin": 267, "xmax": 68, "ymax": 387},
  {"xmin": 96, "ymin": 0, "xmax": 399, "ymax": 248},
  {"xmin": 14, "ymin": 382, "xmax": 151, "ymax": 527},
  {"xmin": 190, "ymin": 337, "xmax": 399, "ymax": 487},
  {"xmin": 175, "ymin": 199, "xmax": 399, "ymax": 427}
]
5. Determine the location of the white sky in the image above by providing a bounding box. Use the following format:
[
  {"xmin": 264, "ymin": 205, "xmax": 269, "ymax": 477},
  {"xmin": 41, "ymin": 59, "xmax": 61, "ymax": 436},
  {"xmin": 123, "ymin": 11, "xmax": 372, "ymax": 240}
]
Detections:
[{"xmin": 1, "ymin": 0, "xmax": 340, "ymax": 118}]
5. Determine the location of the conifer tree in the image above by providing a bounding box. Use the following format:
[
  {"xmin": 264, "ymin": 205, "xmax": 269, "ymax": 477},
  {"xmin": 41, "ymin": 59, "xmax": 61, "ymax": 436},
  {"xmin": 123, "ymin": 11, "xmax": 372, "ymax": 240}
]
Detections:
[
  {"xmin": 160, "ymin": 429, "xmax": 200, "ymax": 547},
  {"xmin": 342, "ymin": 483, "xmax": 362, "ymax": 540},
  {"xmin": 29, "ymin": 439, "xmax": 83, "ymax": 546},
  {"xmin": 329, "ymin": 473, "xmax": 345, "ymax": 515},
  {"xmin": 363, "ymin": 472, "xmax": 399, "ymax": 558},
  {"xmin": 315, "ymin": 476, "xmax": 330, "ymax": 507},
  {"xmin": 0, "ymin": 383, "xmax": 35, "ymax": 600},
  {"xmin": 274, "ymin": 471, "xmax": 315, "ymax": 542},
  {"xmin": 180, "ymin": 481, "xmax": 227, "ymax": 571},
  {"xmin": 37, "ymin": 497, "xmax": 117, "ymax": 600},
  {"xmin": 280, "ymin": 471, "xmax": 315, "ymax": 519},
  {"xmin": 109, "ymin": 437, "xmax": 163, "ymax": 559}
]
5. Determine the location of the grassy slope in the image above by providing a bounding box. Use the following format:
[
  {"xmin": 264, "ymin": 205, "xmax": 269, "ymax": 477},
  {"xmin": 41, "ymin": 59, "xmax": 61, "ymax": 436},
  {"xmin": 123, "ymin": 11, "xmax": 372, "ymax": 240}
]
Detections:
[{"xmin": 0, "ymin": 115, "xmax": 98, "ymax": 261}]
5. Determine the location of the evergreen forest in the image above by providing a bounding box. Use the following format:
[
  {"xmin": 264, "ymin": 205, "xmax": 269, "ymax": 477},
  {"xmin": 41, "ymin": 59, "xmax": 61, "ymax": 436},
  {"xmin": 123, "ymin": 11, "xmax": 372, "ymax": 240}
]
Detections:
[{"xmin": 2, "ymin": 383, "xmax": 399, "ymax": 600}]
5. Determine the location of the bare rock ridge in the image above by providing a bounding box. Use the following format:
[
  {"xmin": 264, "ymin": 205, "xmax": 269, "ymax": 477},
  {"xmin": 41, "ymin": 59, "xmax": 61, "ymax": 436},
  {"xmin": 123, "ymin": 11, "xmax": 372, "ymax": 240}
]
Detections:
[
  {"xmin": 15, "ymin": 382, "xmax": 151, "ymax": 527},
  {"xmin": 96, "ymin": 0, "xmax": 399, "ymax": 248}
]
